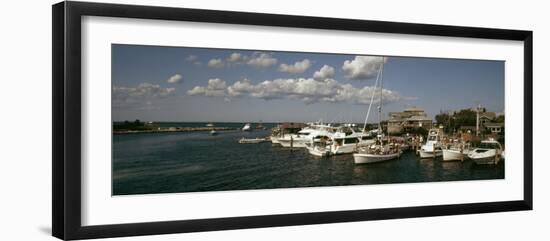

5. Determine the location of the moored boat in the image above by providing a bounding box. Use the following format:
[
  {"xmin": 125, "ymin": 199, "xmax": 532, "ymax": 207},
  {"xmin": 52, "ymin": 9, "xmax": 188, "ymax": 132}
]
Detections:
[
  {"xmin": 242, "ymin": 123, "xmax": 251, "ymax": 131},
  {"xmin": 352, "ymin": 57, "xmax": 401, "ymax": 164},
  {"xmin": 442, "ymin": 142, "xmax": 470, "ymax": 161},
  {"xmin": 353, "ymin": 142, "xmax": 401, "ymax": 164},
  {"xmin": 419, "ymin": 128, "xmax": 444, "ymax": 159},
  {"xmin": 468, "ymin": 138, "xmax": 503, "ymax": 165},
  {"xmin": 238, "ymin": 137, "xmax": 267, "ymax": 144},
  {"xmin": 210, "ymin": 130, "xmax": 218, "ymax": 135}
]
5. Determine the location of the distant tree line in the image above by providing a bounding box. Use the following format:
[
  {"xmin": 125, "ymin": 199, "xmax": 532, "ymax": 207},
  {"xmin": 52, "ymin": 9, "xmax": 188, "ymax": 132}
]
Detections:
[
  {"xmin": 113, "ymin": 119, "xmax": 155, "ymax": 131},
  {"xmin": 435, "ymin": 108, "xmax": 505, "ymax": 135}
]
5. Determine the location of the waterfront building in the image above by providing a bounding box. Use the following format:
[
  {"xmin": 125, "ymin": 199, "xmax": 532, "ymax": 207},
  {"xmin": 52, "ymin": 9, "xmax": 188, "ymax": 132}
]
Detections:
[
  {"xmin": 484, "ymin": 122, "xmax": 504, "ymax": 134},
  {"xmin": 387, "ymin": 107, "xmax": 433, "ymax": 134}
]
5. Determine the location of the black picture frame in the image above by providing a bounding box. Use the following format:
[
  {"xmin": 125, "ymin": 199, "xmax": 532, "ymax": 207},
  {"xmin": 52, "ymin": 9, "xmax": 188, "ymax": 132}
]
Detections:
[{"xmin": 52, "ymin": 1, "xmax": 533, "ymax": 240}]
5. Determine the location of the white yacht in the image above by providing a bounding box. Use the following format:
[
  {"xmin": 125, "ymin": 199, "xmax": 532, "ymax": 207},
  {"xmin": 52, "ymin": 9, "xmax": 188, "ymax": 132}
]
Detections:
[
  {"xmin": 468, "ymin": 138, "xmax": 504, "ymax": 165},
  {"xmin": 327, "ymin": 126, "xmax": 366, "ymax": 155},
  {"xmin": 278, "ymin": 129, "xmax": 315, "ymax": 148},
  {"xmin": 419, "ymin": 128, "xmax": 444, "ymax": 158},
  {"xmin": 242, "ymin": 123, "xmax": 251, "ymax": 131},
  {"xmin": 278, "ymin": 123, "xmax": 335, "ymax": 148}
]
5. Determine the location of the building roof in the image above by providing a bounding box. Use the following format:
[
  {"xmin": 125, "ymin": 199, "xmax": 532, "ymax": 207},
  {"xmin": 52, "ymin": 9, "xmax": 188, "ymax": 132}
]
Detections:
[
  {"xmin": 404, "ymin": 107, "xmax": 425, "ymax": 112},
  {"xmin": 484, "ymin": 122, "xmax": 504, "ymax": 128},
  {"xmin": 479, "ymin": 112, "xmax": 496, "ymax": 119},
  {"xmin": 408, "ymin": 115, "xmax": 431, "ymax": 121}
]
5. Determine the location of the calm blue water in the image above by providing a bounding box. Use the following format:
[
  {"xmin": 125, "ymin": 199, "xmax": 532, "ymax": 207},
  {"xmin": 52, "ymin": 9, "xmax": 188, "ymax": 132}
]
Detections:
[{"xmin": 112, "ymin": 123, "xmax": 504, "ymax": 195}]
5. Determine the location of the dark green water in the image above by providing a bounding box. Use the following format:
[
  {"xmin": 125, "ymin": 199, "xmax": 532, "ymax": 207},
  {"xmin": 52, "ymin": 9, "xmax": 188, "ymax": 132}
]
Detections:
[{"xmin": 112, "ymin": 123, "xmax": 504, "ymax": 195}]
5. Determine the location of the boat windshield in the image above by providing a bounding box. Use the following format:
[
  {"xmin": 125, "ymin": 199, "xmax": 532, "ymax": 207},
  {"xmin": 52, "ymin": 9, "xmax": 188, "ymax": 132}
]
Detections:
[{"xmin": 479, "ymin": 142, "xmax": 500, "ymax": 149}]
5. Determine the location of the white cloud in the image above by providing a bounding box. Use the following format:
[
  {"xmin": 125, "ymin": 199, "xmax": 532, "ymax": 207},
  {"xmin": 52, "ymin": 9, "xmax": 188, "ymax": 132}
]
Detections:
[
  {"xmin": 113, "ymin": 83, "xmax": 176, "ymax": 109},
  {"xmin": 247, "ymin": 52, "xmax": 277, "ymax": 68},
  {"xmin": 313, "ymin": 65, "xmax": 335, "ymax": 81},
  {"xmin": 166, "ymin": 74, "xmax": 183, "ymax": 84},
  {"xmin": 186, "ymin": 55, "xmax": 197, "ymax": 61},
  {"xmin": 192, "ymin": 77, "xmax": 406, "ymax": 105},
  {"xmin": 187, "ymin": 78, "xmax": 227, "ymax": 97},
  {"xmin": 207, "ymin": 58, "xmax": 225, "ymax": 68},
  {"xmin": 278, "ymin": 59, "xmax": 312, "ymax": 74},
  {"xmin": 185, "ymin": 55, "xmax": 201, "ymax": 65},
  {"xmin": 342, "ymin": 56, "xmax": 386, "ymax": 80},
  {"xmin": 226, "ymin": 52, "xmax": 248, "ymax": 63}
]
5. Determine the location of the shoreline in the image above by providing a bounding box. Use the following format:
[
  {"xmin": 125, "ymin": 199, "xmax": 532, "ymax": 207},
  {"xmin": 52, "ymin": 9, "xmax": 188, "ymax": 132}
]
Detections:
[{"xmin": 113, "ymin": 127, "xmax": 238, "ymax": 135}]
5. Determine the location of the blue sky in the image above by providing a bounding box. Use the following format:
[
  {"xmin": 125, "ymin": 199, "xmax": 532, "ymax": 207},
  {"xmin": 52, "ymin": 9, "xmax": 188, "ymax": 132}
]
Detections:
[{"xmin": 112, "ymin": 44, "xmax": 504, "ymax": 123}]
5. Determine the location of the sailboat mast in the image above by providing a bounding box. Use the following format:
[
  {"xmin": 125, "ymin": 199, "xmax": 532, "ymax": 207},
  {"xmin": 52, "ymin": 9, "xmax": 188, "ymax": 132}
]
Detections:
[
  {"xmin": 378, "ymin": 57, "xmax": 385, "ymax": 135},
  {"xmin": 362, "ymin": 62, "xmax": 383, "ymax": 133}
]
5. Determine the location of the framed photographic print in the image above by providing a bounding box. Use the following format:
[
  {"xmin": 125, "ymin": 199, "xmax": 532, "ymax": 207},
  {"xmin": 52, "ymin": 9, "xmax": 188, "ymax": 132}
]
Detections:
[{"xmin": 52, "ymin": 1, "xmax": 533, "ymax": 240}]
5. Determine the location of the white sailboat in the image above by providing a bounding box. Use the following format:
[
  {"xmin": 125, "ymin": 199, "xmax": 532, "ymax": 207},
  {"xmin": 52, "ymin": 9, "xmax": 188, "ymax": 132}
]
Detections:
[{"xmin": 353, "ymin": 57, "xmax": 401, "ymax": 164}]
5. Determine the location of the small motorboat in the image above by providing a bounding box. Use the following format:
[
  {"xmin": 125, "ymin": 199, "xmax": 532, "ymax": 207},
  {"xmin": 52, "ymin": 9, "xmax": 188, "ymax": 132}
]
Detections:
[
  {"xmin": 242, "ymin": 123, "xmax": 252, "ymax": 131},
  {"xmin": 305, "ymin": 136, "xmax": 331, "ymax": 157},
  {"xmin": 210, "ymin": 130, "xmax": 218, "ymax": 135},
  {"xmin": 468, "ymin": 138, "xmax": 504, "ymax": 165}
]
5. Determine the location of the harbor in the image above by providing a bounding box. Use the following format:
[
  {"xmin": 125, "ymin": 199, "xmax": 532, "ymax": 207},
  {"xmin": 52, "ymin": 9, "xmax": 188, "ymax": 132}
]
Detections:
[{"xmin": 113, "ymin": 118, "xmax": 505, "ymax": 195}]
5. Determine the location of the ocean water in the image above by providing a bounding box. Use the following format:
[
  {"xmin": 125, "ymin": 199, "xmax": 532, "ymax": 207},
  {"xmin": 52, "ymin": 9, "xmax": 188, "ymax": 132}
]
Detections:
[{"xmin": 112, "ymin": 123, "xmax": 504, "ymax": 195}]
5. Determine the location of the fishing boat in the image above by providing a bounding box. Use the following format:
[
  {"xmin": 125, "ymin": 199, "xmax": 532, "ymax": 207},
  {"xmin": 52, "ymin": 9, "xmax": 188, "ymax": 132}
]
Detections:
[
  {"xmin": 242, "ymin": 123, "xmax": 251, "ymax": 131},
  {"xmin": 353, "ymin": 141, "xmax": 401, "ymax": 164},
  {"xmin": 468, "ymin": 138, "xmax": 504, "ymax": 165},
  {"xmin": 419, "ymin": 128, "xmax": 444, "ymax": 158},
  {"xmin": 442, "ymin": 141, "xmax": 470, "ymax": 161},
  {"xmin": 238, "ymin": 137, "xmax": 267, "ymax": 144},
  {"xmin": 353, "ymin": 57, "xmax": 401, "ymax": 164}
]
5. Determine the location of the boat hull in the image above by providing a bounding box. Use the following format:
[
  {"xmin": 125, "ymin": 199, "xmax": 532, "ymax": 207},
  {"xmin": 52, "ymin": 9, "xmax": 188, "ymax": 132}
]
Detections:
[
  {"xmin": 468, "ymin": 149, "xmax": 501, "ymax": 165},
  {"xmin": 471, "ymin": 156, "xmax": 500, "ymax": 165},
  {"xmin": 307, "ymin": 146, "xmax": 330, "ymax": 157},
  {"xmin": 442, "ymin": 149, "xmax": 466, "ymax": 161},
  {"xmin": 419, "ymin": 150, "xmax": 442, "ymax": 159},
  {"xmin": 353, "ymin": 153, "xmax": 400, "ymax": 164},
  {"xmin": 278, "ymin": 139, "xmax": 308, "ymax": 148},
  {"xmin": 330, "ymin": 144, "xmax": 357, "ymax": 155},
  {"xmin": 270, "ymin": 137, "xmax": 280, "ymax": 144}
]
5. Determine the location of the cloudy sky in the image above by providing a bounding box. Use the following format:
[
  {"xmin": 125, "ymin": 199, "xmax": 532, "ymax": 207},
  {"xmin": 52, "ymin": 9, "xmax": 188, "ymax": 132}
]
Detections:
[{"xmin": 112, "ymin": 44, "xmax": 504, "ymax": 123}]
